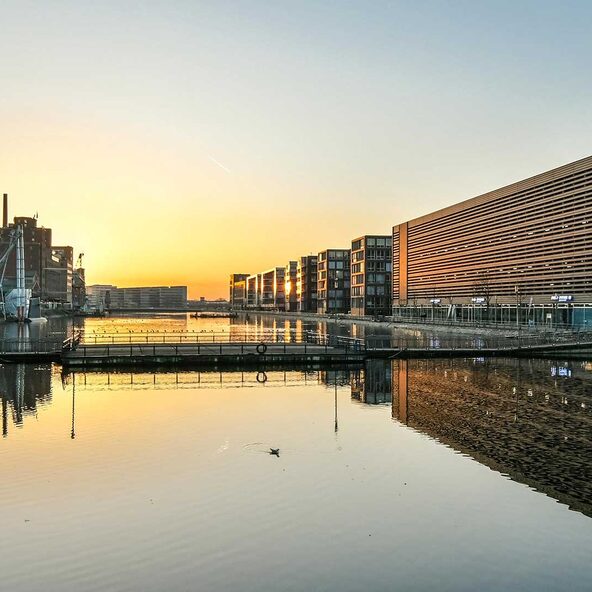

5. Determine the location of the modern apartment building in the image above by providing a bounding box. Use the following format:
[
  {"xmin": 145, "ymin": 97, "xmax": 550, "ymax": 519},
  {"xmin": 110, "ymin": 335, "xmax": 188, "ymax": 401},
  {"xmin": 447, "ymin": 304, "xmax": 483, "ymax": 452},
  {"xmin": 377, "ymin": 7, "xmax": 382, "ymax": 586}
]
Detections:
[
  {"xmin": 257, "ymin": 267, "xmax": 285, "ymax": 310},
  {"xmin": 284, "ymin": 261, "xmax": 298, "ymax": 312},
  {"xmin": 296, "ymin": 255, "xmax": 318, "ymax": 313},
  {"xmin": 317, "ymin": 249, "xmax": 351, "ymax": 314},
  {"xmin": 246, "ymin": 274, "xmax": 261, "ymax": 308},
  {"xmin": 229, "ymin": 273, "xmax": 249, "ymax": 308},
  {"xmin": 392, "ymin": 155, "xmax": 592, "ymax": 326},
  {"xmin": 350, "ymin": 235, "xmax": 392, "ymax": 317}
]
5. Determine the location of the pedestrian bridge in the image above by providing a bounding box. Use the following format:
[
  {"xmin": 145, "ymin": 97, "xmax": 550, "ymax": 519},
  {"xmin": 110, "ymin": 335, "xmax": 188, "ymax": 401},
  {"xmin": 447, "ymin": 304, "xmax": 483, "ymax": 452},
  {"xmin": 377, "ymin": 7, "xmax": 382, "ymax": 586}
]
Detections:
[{"xmin": 1, "ymin": 329, "xmax": 591, "ymax": 367}]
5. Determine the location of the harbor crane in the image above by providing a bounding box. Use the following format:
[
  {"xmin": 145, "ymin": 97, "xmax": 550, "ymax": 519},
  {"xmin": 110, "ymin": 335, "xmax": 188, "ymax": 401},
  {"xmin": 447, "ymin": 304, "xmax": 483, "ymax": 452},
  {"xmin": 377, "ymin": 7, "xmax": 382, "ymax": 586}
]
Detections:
[{"xmin": 0, "ymin": 225, "xmax": 26, "ymax": 321}]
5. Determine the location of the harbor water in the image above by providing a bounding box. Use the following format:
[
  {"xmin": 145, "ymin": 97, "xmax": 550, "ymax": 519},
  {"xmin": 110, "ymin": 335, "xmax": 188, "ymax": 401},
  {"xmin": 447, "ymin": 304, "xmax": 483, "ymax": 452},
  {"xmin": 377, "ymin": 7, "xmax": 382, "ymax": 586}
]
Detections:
[{"xmin": 0, "ymin": 314, "xmax": 591, "ymax": 591}]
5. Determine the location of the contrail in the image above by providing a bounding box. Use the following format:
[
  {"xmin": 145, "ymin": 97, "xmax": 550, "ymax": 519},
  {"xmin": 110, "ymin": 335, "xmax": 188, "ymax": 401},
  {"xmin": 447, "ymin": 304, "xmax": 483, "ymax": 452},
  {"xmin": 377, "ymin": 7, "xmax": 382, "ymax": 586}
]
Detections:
[{"xmin": 209, "ymin": 155, "xmax": 231, "ymax": 174}]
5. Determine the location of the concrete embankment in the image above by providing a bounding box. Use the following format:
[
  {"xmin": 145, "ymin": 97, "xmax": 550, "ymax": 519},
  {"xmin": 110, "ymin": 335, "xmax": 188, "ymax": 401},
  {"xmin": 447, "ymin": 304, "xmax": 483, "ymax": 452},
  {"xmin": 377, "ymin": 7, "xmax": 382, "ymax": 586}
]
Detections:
[{"xmin": 243, "ymin": 310, "xmax": 584, "ymax": 338}]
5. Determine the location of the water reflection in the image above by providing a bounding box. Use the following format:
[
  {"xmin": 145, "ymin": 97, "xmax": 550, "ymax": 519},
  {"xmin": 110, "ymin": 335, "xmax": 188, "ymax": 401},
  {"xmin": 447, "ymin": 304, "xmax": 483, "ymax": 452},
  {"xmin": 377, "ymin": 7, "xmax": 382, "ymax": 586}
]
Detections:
[
  {"xmin": 1, "ymin": 357, "xmax": 591, "ymax": 518},
  {"xmin": 0, "ymin": 363, "xmax": 52, "ymax": 436},
  {"xmin": 390, "ymin": 358, "xmax": 592, "ymax": 517},
  {"xmin": 2, "ymin": 310, "xmax": 559, "ymax": 349}
]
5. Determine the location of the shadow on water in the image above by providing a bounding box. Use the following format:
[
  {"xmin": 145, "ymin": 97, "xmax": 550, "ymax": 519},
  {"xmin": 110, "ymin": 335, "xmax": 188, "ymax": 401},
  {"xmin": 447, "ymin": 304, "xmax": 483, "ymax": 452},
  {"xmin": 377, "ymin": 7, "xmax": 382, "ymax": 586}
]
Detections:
[{"xmin": 1, "ymin": 355, "xmax": 591, "ymax": 517}]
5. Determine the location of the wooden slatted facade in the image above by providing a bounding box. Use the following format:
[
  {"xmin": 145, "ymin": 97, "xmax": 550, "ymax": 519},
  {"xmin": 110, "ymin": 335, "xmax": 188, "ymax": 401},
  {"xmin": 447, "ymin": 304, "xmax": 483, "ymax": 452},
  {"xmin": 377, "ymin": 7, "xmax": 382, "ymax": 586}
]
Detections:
[{"xmin": 393, "ymin": 155, "xmax": 592, "ymax": 306}]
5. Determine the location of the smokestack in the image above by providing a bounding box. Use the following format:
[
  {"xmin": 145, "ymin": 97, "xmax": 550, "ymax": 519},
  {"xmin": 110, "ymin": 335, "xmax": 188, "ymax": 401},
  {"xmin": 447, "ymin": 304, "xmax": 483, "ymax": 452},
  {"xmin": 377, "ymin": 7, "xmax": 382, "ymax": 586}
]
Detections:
[{"xmin": 2, "ymin": 194, "xmax": 7, "ymax": 227}]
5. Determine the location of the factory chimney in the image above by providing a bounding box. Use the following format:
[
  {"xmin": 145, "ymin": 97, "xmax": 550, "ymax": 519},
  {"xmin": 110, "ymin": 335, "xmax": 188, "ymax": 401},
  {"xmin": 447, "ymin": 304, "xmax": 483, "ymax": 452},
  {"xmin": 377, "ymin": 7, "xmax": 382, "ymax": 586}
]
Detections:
[{"xmin": 2, "ymin": 193, "xmax": 7, "ymax": 227}]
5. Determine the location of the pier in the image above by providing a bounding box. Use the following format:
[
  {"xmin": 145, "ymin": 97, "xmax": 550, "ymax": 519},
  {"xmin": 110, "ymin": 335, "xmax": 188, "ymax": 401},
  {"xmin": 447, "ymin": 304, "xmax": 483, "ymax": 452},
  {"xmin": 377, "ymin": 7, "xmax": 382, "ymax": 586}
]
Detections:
[{"xmin": 1, "ymin": 330, "xmax": 592, "ymax": 367}]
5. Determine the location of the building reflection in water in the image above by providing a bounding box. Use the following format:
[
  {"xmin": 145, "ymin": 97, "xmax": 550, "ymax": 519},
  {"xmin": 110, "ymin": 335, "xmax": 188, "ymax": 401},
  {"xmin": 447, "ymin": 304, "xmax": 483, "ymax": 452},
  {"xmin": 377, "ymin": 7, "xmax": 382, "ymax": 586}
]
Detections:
[
  {"xmin": 351, "ymin": 359, "xmax": 392, "ymax": 404},
  {"xmin": 0, "ymin": 363, "xmax": 52, "ymax": 436},
  {"xmin": 389, "ymin": 358, "xmax": 592, "ymax": 517},
  {"xmin": 2, "ymin": 357, "xmax": 591, "ymax": 517}
]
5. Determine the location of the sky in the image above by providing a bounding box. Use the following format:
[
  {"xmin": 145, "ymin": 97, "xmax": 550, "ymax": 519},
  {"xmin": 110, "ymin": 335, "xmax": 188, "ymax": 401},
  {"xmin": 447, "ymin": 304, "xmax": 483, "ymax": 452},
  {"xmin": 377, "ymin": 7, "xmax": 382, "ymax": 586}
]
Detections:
[{"xmin": 1, "ymin": 1, "xmax": 591, "ymax": 299}]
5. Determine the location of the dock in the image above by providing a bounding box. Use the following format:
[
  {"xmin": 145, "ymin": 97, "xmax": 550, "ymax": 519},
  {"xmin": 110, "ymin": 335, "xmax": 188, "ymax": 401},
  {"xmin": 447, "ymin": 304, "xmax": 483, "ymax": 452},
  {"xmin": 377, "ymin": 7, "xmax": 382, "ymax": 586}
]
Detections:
[{"xmin": 1, "ymin": 330, "xmax": 591, "ymax": 367}]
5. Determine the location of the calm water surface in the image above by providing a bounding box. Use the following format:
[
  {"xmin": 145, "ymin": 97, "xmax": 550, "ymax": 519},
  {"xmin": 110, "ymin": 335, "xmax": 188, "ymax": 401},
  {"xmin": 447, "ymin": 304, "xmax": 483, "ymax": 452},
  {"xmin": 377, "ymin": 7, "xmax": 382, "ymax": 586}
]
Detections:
[{"xmin": 0, "ymin": 315, "xmax": 591, "ymax": 591}]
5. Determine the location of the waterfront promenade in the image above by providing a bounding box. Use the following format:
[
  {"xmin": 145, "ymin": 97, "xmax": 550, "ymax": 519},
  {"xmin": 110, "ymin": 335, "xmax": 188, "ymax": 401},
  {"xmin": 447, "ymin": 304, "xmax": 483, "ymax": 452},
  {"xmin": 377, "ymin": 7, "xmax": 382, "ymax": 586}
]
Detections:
[{"xmin": 2, "ymin": 329, "xmax": 592, "ymax": 367}]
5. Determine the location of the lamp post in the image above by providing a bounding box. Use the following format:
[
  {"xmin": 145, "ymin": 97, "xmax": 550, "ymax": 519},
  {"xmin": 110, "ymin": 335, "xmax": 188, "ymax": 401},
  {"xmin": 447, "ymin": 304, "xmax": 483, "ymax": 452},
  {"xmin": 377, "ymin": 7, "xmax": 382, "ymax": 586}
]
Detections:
[{"xmin": 515, "ymin": 285, "xmax": 521, "ymax": 343}]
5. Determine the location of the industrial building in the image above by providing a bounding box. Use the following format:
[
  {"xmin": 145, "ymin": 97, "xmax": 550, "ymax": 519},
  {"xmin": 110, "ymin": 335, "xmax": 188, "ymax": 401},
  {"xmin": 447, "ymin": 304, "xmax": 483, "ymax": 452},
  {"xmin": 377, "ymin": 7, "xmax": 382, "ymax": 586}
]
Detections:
[
  {"xmin": 44, "ymin": 246, "xmax": 73, "ymax": 303},
  {"xmin": 317, "ymin": 249, "xmax": 351, "ymax": 314},
  {"xmin": 392, "ymin": 155, "xmax": 592, "ymax": 327},
  {"xmin": 296, "ymin": 255, "xmax": 318, "ymax": 313},
  {"xmin": 0, "ymin": 194, "xmax": 78, "ymax": 306},
  {"xmin": 72, "ymin": 265, "xmax": 86, "ymax": 309},
  {"xmin": 350, "ymin": 235, "xmax": 392, "ymax": 317}
]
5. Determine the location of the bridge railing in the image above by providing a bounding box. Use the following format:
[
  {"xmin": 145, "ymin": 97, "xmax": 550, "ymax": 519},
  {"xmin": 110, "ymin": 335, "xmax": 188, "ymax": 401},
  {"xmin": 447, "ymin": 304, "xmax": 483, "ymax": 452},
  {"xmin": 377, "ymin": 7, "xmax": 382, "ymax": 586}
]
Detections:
[
  {"xmin": 0, "ymin": 339, "xmax": 65, "ymax": 354},
  {"xmin": 68, "ymin": 338, "xmax": 366, "ymax": 360},
  {"xmin": 78, "ymin": 329, "xmax": 366, "ymax": 348},
  {"xmin": 364, "ymin": 331, "xmax": 592, "ymax": 351}
]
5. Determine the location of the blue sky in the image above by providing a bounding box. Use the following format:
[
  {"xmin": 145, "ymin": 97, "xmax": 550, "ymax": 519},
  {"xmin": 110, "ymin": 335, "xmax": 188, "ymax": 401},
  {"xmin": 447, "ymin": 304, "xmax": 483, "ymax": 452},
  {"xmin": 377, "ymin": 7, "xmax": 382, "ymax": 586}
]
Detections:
[{"xmin": 0, "ymin": 1, "xmax": 590, "ymax": 295}]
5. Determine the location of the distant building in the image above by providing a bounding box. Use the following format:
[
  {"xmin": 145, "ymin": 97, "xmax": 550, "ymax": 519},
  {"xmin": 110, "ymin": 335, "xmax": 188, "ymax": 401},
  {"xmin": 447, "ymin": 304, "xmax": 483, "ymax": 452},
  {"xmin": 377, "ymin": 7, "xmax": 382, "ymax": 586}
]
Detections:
[
  {"xmin": 87, "ymin": 285, "xmax": 187, "ymax": 309},
  {"xmin": 72, "ymin": 266, "xmax": 86, "ymax": 309},
  {"xmin": 187, "ymin": 298, "xmax": 230, "ymax": 310},
  {"xmin": 350, "ymin": 235, "xmax": 392, "ymax": 317},
  {"xmin": 317, "ymin": 249, "xmax": 351, "ymax": 314},
  {"xmin": 0, "ymin": 196, "xmax": 76, "ymax": 304},
  {"xmin": 86, "ymin": 284, "xmax": 117, "ymax": 309},
  {"xmin": 44, "ymin": 246, "xmax": 73, "ymax": 303},
  {"xmin": 284, "ymin": 261, "xmax": 298, "ymax": 312},
  {"xmin": 296, "ymin": 255, "xmax": 317, "ymax": 313},
  {"xmin": 0, "ymin": 215, "xmax": 51, "ymax": 298},
  {"xmin": 229, "ymin": 273, "xmax": 249, "ymax": 308}
]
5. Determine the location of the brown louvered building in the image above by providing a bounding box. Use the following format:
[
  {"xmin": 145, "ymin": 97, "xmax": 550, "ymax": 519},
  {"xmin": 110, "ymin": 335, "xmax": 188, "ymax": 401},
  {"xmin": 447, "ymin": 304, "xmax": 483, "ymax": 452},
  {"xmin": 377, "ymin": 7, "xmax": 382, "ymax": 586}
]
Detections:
[{"xmin": 392, "ymin": 155, "xmax": 592, "ymax": 327}]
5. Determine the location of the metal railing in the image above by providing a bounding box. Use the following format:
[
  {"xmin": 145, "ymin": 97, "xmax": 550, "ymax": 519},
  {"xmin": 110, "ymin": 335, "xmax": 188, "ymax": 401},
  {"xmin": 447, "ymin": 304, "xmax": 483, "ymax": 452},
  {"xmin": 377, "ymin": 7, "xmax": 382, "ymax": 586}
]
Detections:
[
  {"xmin": 0, "ymin": 339, "xmax": 66, "ymax": 354},
  {"xmin": 364, "ymin": 332, "xmax": 592, "ymax": 351},
  {"xmin": 77, "ymin": 329, "xmax": 364, "ymax": 347},
  {"xmin": 68, "ymin": 339, "xmax": 366, "ymax": 360}
]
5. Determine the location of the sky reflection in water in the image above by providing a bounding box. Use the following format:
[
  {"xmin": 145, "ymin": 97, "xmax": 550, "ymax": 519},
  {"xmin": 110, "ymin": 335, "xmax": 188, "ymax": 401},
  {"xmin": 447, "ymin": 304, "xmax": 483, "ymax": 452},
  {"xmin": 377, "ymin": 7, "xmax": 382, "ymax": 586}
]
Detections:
[{"xmin": 0, "ymin": 315, "xmax": 591, "ymax": 591}]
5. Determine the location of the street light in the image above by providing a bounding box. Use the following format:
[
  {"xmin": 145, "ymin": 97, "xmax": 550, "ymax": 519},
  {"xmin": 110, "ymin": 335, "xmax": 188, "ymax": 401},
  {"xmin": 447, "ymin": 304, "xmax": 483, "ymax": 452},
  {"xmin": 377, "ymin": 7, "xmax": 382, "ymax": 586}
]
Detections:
[{"xmin": 515, "ymin": 285, "xmax": 521, "ymax": 342}]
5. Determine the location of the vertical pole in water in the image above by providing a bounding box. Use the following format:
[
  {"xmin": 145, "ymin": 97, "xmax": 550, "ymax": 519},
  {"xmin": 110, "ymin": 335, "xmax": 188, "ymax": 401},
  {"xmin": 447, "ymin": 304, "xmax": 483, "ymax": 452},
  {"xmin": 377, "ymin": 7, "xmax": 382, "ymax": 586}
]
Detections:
[
  {"xmin": 15, "ymin": 226, "xmax": 26, "ymax": 322},
  {"xmin": 71, "ymin": 373, "xmax": 76, "ymax": 439},
  {"xmin": 334, "ymin": 381, "xmax": 338, "ymax": 433}
]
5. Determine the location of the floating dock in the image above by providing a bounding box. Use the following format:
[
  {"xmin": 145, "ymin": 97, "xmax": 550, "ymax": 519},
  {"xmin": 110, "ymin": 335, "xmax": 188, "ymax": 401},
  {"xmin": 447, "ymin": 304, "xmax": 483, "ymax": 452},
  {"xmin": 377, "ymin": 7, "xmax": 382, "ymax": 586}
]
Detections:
[{"xmin": 1, "ymin": 332, "xmax": 592, "ymax": 367}]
